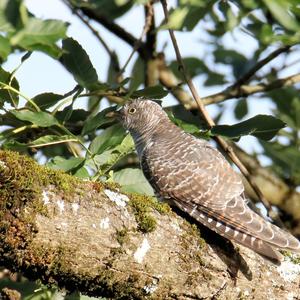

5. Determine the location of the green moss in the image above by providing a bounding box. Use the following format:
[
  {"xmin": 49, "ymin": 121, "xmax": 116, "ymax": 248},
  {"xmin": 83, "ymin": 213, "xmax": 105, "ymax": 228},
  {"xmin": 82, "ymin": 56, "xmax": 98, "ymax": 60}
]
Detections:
[
  {"xmin": 0, "ymin": 150, "xmax": 81, "ymax": 213},
  {"xmin": 128, "ymin": 194, "xmax": 170, "ymax": 233},
  {"xmin": 281, "ymin": 250, "xmax": 300, "ymax": 264},
  {"xmin": 115, "ymin": 228, "xmax": 129, "ymax": 246}
]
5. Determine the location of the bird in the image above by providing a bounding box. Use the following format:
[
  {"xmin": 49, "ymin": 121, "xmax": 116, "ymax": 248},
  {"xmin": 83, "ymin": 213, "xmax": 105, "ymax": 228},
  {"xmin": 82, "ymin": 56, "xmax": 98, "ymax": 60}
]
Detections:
[{"xmin": 116, "ymin": 99, "xmax": 300, "ymax": 262}]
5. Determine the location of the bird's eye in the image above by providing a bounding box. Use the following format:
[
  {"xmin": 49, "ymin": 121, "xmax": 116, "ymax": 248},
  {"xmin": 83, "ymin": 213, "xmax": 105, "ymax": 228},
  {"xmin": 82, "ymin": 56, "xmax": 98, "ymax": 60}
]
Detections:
[{"xmin": 128, "ymin": 107, "xmax": 136, "ymax": 114}]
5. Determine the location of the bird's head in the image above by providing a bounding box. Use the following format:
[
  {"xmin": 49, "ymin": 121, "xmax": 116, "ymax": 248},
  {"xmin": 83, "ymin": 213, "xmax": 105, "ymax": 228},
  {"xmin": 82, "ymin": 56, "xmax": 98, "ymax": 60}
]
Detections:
[{"xmin": 117, "ymin": 100, "xmax": 168, "ymax": 135}]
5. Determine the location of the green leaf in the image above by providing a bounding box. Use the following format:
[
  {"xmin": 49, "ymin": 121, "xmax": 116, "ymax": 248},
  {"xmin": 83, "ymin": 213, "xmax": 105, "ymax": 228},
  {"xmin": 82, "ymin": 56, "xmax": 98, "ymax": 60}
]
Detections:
[
  {"xmin": 129, "ymin": 56, "xmax": 145, "ymax": 90},
  {"xmin": 211, "ymin": 115, "xmax": 286, "ymax": 141},
  {"xmin": 73, "ymin": 166, "xmax": 90, "ymax": 179},
  {"xmin": 161, "ymin": 7, "xmax": 189, "ymax": 30},
  {"xmin": 93, "ymin": 0, "xmax": 134, "ymax": 19},
  {"xmin": 204, "ymin": 71, "xmax": 225, "ymax": 86},
  {"xmin": 0, "ymin": 35, "xmax": 11, "ymax": 61},
  {"xmin": 47, "ymin": 156, "xmax": 85, "ymax": 173},
  {"xmin": 28, "ymin": 135, "xmax": 77, "ymax": 148},
  {"xmin": 131, "ymin": 85, "xmax": 168, "ymax": 99},
  {"xmin": 3, "ymin": 140, "xmax": 27, "ymax": 152},
  {"xmin": 169, "ymin": 57, "xmax": 208, "ymax": 80},
  {"xmin": 4, "ymin": 0, "xmax": 23, "ymax": 28},
  {"xmin": 10, "ymin": 18, "xmax": 68, "ymax": 57},
  {"xmin": 261, "ymin": 141, "xmax": 300, "ymax": 184},
  {"xmin": 160, "ymin": 2, "xmax": 211, "ymax": 31},
  {"xmin": 82, "ymin": 106, "xmax": 117, "ymax": 135},
  {"xmin": 11, "ymin": 110, "xmax": 59, "ymax": 127},
  {"xmin": 107, "ymin": 52, "xmax": 120, "ymax": 84},
  {"xmin": 55, "ymin": 108, "xmax": 89, "ymax": 125},
  {"xmin": 0, "ymin": 0, "xmax": 15, "ymax": 32},
  {"xmin": 234, "ymin": 99, "xmax": 248, "ymax": 120},
  {"xmin": 0, "ymin": 67, "xmax": 19, "ymax": 106},
  {"xmin": 61, "ymin": 38, "xmax": 98, "ymax": 89},
  {"xmin": 89, "ymin": 124, "xmax": 126, "ymax": 156},
  {"xmin": 113, "ymin": 168, "xmax": 154, "ymax": 196},
  {"xmin": 263, "ymin": 0, "xmax": 299, "ymax": 31},
  {"xmin": 89, "ymin": 134, "xmax": 135, "ymax": 174},
  {"xmin": 30, "ymin": 92, "xmax": 64, "ymax": 110}
]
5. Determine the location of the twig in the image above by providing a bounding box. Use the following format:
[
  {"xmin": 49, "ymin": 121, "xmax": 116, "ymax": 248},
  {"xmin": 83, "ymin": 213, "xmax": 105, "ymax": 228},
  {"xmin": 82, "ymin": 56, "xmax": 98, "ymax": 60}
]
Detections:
[
  {"xmin": 118, "ymin": 1, "xmax": 155, "ymax": 76},
  {"xmin": 70, "ymin": 1, "xmax": 152, "ymax": 60},
  {"xmin": 233, "ymin": 45, "xmax": 292, "ymax": 87},
  {"xmin": 157, "ymin": 53, "xmax": 300, "ymax": 108},
  {"xmin": 201, "ymin": 73, "xmax": 300, "ymax": 106},
  {"xmin": 160, "ymin": 0, "xmax": 281, "ymax": 223}
]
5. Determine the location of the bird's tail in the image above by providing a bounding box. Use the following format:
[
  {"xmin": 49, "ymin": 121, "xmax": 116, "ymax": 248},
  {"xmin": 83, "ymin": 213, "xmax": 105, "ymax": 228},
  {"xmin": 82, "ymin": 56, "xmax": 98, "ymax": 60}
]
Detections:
[
  {"xmin": 195, "ymin": 210, "xmax": 284, "ymax": 262},
  {"xmin": 175, "ymin": 198, "xmax": 300, "ymax": 262}
]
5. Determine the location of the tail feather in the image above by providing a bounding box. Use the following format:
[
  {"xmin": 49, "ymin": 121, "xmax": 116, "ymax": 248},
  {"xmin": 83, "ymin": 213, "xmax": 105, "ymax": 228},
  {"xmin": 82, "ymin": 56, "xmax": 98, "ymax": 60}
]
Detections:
[
  {"xmin": 194, "ymin": 210, "xmax": 284, "ymax": 262},
  {"xmin": 193, "ymin": 197, "xmax": 300, "ymax": 253},
  {"xmin": 221, "ymin": 197, "xmax": 300, "ymax": 253},
  {"xmin": 173, "ymin": 197, "xmax": 300, "ymax": 262}
]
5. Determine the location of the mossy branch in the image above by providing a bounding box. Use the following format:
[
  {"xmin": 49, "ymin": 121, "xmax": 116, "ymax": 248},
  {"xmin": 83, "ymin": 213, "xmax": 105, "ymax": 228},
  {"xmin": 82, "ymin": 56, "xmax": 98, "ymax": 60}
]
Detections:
[{"xmin": 0, "ymin": 150, "xmax": 299, "ymax": 299}]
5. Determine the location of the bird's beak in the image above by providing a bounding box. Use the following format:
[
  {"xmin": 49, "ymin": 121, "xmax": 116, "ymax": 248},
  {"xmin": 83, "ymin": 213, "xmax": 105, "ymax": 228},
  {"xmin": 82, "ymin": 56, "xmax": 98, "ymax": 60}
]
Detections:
[
  {"xmin": 105, "ymin": 106, "xmax": 123, "ymax": 121},
  {"xmin": 106, "ymin": 110, "xmax": 119, "ymax": 118}
]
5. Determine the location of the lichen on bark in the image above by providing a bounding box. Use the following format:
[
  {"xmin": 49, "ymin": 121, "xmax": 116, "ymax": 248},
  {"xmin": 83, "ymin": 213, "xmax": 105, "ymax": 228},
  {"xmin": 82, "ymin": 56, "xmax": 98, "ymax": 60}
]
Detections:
[{"xmin": 0, "ymin": 150, "xmax": 300, "ymax": 299}]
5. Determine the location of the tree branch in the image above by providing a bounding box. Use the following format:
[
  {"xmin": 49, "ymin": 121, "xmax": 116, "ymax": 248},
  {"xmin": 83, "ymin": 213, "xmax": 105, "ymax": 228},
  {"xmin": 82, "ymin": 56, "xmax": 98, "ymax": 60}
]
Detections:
[
  {"xmin": 118, "ymin": 1, "xmax": 155, "ymax": 78},
  {"xmin": 233, "ymin": 45, "xmax": 292, "ymax": 87},
  {"xmin": 201, "ymin": 73, "xmax": 300, "ymax": 107},
  {"xmin": 158, "ymin": 54, "xmax": 300, "ymax": 108},
  {"xmin": 1, "ymin": 150, "xmax": 300, "ymax": 299}
]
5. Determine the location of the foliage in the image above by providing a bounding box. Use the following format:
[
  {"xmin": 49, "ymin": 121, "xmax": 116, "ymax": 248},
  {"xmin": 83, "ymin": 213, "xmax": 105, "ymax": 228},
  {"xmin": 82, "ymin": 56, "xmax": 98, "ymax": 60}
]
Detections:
[{"xmin": 0, "ymin": 0, "xmax": 300, "ymax": 298}]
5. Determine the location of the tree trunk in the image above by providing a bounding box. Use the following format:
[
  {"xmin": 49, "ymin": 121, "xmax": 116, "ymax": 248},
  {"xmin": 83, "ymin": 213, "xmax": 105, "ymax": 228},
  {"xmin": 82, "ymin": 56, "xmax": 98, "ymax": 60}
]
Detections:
[{"xmin": 0, "ymin": 150, "xmax": 299, "ymax": 299}]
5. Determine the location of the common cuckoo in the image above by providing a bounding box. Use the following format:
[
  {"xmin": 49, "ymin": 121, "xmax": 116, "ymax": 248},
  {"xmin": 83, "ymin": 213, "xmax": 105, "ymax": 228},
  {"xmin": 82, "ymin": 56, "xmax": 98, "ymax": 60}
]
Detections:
[{"xmin": 117, "ymin": 99, "xmax": 300, "ymax": 262}]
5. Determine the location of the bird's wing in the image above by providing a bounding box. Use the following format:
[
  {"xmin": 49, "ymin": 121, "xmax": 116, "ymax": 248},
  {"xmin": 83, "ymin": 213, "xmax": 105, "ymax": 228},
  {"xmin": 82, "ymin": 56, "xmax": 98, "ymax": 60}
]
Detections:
[
  {"xmin": 142, "ymin": 136, "xmax": 244, "ymax": 210},
  {"xmin": 142, "ymin": 136, "xmax": 300, "ymax": 254}
]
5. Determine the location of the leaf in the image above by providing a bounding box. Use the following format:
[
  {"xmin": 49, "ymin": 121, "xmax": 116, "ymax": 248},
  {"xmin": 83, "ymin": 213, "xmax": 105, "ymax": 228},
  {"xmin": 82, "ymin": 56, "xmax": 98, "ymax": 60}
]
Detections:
[
  {"xmin": 263, "ymin": 0, "xmax": 299, "ymax": 31},
  {"xmin": 10, "ymin": 18, "xmax": 68, "ymax": 57},
  {"xmin": 129, "ymin": 56, "xmax": 145, "ymax": 90},
  {"xmin": 107, "ymin": 52, "xmax": 120, "ymax": 84},
  {"xmin": 30, "ymin": 92, "xmax": 64, "ymax": 110},
  {"xmin": 113, "ymin": 168, "xmax": 154, "ymax": 196},
  {"xmin": 2, "ymin": 140, "xmax": 27, "ymax": 152},
  {"xmin": 204, "ymin": 71, "xmax": 225, "ymax": 86},
  {"xmin": 82, "ymin": 106, "xmax": 117, "ymax": 135},
  {"xmin": 0, "ymin": 67, "xmax": 19, "ymax": 106},
  {"xmin": 73, "ymin": 166, "xmax": 90, "ymax": 179},
  {"xmin": 234, "ymin": 99, "xmax": 248, "ymax": 120},
  {"xmin": 131, "ymin": 85, "xmax": 168, "ymax": 99},
  {"xmin": 161, "ymin": 6, "xmax": 189, "ymax": 30},
  {"xmin": 89, "ymin": 134, "xmax": 135, "ymax": 174},
  {"xmin": 47, "ymin": 156, "xmax": 85, "ymax": 173},
  {"xmin": 55, "ymin": 108, "xmax": 89, "ymax": 124},
  {"xmin": 93, "ymin": 0, "xmax": 134, "ymax": 19},
  {"xmin": 28, "ymin": 135, "xmax": 77, "ymax": 148},
  {"xmin": 61, "ymin": 38, "xmax": 98, "ymax": 89},
  {"xmin": 160, "ymin": 2, "xmax": 211, "ymax": 31},
  {"xmin": 211, "ymin": 115, "xmax": 286, "ymax": 141},
  {"xmin": 4, "ymin": 0, "xmax": 23, "ymax": 29},
  {"xmin": 261, "ymin": 141, "xmax": 300, "ymax": 184},
  {"xmin": 89, "ymin": 124, "xmax": 126, "ymax": 156},
  {"xmin": 11, "ymin": 110, "xmax": 59, "ymax": 127},
  {"xmin": 169, "ymin": 57, "xmax": 208, "ymax": 80},
  {"xmin": 0, "ymin": 35, "xmax": 11, "ymax": 61}
]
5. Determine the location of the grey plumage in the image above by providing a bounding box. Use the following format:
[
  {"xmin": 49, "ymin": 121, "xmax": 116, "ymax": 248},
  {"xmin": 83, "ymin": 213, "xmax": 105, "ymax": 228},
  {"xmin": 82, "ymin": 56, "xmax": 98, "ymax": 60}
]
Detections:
[{"xmin": 118, "ymin": 99, "xmax": 300, "ymax": 262}]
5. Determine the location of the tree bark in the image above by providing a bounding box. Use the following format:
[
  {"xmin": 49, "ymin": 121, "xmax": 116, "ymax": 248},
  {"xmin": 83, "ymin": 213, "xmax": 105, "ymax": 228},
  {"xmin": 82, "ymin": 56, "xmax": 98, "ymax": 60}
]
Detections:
[{"xmin": 0, "ymin": 150, "xmax": 300, "ymax": 299}]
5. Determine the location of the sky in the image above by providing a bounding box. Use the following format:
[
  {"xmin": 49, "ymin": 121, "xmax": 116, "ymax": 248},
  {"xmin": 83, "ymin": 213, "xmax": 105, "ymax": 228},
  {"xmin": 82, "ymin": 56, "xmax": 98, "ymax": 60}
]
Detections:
[{"xmin": 2, "ymin": 0, "xmax": 293, "ymax": 160}]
